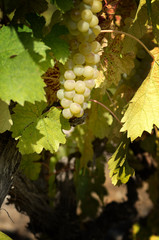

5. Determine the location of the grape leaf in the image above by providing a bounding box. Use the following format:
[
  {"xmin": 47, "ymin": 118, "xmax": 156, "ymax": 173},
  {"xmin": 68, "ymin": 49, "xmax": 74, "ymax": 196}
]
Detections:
[
  {"xmin": 88, "ymin": 89, "xmax": 113, "ymax": 138},
  {"xmin": 11, "ymin": 101, "xmax": 67, "ymax": 154},
  {"xmin": 0, "ymin": 232, "xmax": 12, "ymax": 240},
  {"xmin": 0, "ymin": 26, "xmax": 48, "ymax": 105},
  {"xmin": 55, "ymin": 0, "xmax": 74, "ymax": 12},
  {"xmin": 44, "ymin": 24, "xmax": 70, "ymax": 64},
  {"xmin": 122, "ymin": 0, "xmax": 148, "ymax": 53},
  {"xmin": 151, "ymin": 0, "xmax": 159, "ymax": 45},
  {"xmin": 108, "ymin": 135, "xmax": 135, "ymax": 185},
  {"xmin": 0, "ymin": 100, "xmax": 12, "ymax": 133},
  {"xmin": 73, "ymin": 125, "xmax": 94, "ymax": 169},
  {"xmin": 20, "ymin": 153, "xmax": 41, "ymax": 180},
  {"xmin": 121, "ymin": 48, "xmax": 159, "ymax": 141},
  {"xmin": 99, "ymin": 35, "xmax": 135, "ymax": 88},
  {"xmin": 26, "ymin": 13, "xmax": 46, "ymax": 39}
]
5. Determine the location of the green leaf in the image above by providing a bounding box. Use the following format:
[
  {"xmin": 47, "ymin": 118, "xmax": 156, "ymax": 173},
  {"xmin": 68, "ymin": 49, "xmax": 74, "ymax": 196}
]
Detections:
[
  {"xmin": 20, "ymin": 153, "xmax": 41, "ymax": 180},
  {"xmin": 26, "ymin": 13, "xmax": 46, "ymax": 39},
  {"xmin": 121, "ymin": 49, "xmax": 159, "ymax": 141},
  {"xmin": 122, "ymin": 0, "xmax": 148, "ymax": 53},
  {"xmin": 88, "ymin": 89, "xmax": 113, "ymax": 138},
  {"xmin": 44, "ymin": 24, "xmax": 70, "ymax": 64},
  {"xmin": 0, "ymin": 26, "xmax": 49, "ymax": 105},
  {"xmin": 151, "ymin": 0, "xmax": 159, "ymax": 45},
  {"xmin": 55, "ymin": 0, "xmax": 74, "ymax": 12},
  {"xmin": 99, "ymin": 35, "xmax": 135, "ymax": 88},
  {"xmin": 0, "ymin": 232, "xmax": 13, "ymax": 240},
  {"xmin": 73, "ymin": 125, "xmax": 94, "ymax": 169},
  {"xmin": 108, "ymin": 135, "xmax": 135, "ymax": 185},
  {"xmin": 0, "ymin": 99, "xmax": 12, "ymax": 133},
  {"xmin": 11, "ymin": 101, "xmax": 67, "ymax": 154}
]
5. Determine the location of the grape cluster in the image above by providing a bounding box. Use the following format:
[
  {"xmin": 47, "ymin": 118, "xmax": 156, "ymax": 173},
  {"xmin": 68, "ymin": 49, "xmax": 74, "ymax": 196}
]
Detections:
[{"xmin": 57, "ymin": 0, "xmax": 102, "ymax": 119}]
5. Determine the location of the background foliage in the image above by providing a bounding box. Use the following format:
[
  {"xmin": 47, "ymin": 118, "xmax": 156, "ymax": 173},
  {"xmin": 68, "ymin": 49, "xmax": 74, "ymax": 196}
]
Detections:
[{"xmin": 1, "ymin": 0, "xmax": 159, "ymax": 239}]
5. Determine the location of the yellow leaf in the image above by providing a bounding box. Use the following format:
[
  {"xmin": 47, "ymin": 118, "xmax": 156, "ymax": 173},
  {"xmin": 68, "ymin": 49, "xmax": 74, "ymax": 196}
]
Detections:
[{"xmin": 121, "ymin": 48, "xmax": 159, "ymax": 141}]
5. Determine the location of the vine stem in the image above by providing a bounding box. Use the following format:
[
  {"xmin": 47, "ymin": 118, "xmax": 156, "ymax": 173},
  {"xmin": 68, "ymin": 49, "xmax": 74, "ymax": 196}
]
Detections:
[
  {"xmin": 101, "ymin": 29, "xmax": 154, "ymax": 60},
  {"xmin": 89, "ymin": 99, "xmax": 122, "ymax": 126}
]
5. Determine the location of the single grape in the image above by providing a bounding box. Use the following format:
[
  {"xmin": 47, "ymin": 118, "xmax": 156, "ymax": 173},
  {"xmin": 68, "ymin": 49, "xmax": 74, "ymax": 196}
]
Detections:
[
  {"xmin": 92, "ymin": 25, "xmax": 101, "ymax": 36},
  {"xmin": 83, "ymin": 87, "xmax": 91, "ymax": 98},
  {"xmin": 67, "ymin": 20, "xmax": 77, "ymax": 30},
  {"xmin": 79, "ymin": 2, "xmax": 91, "ymax": 10},
  {"xmin": 91, "ymin": 41, "xmax": 101, "ymax": 53},
  {"xmin": 81, "ymin": 9, "xmax": 93, "ymax": 22},
  {"xmin": 92, "ymin": 53, "xmax": 100, "ymax": 64},
  {"xmin": 64, "ymin": 59, "xmax": 74, "ymax": 70},
  {"xmin": 74, "ymin": 109, "xmax": 84, "ymax": 117},
  {"xmin": 83, "ymin": 66, "xmax": 94, "ymax": 78},
  {"xmin": 79, "ymin": 42, "xmax": 91, "ymax": 55},
  {"xmin": 77, "ymin": 20, "xmax": 90, "ymax": 32},
  {"xmin": 62, "ymin": 108, "xmax": 73, "ymax": 119},
  {"xmin": 64, "ymin": 90, "xmax": 75, "ymax": 99},
  {"xmin": 64, "ymin": 70, "xmax": 76, "ymax": 80},
  {"xmin": 93, "ymin": 68, "xmax": 99, "ymax": 78},
  {"xmin": 83, "ymin": 102, "xmax": 88, "ymax": 110},
  {"xmin": 73, "ymin": 64, "xmax": 84, "ymax": 76},
  {"xmin": 91, "ymin": 0, "xmax": 102, "ymax": 13},
  {"xmin": 61, "ymin": 98, "xmax": 72, "ymax": 108},
  {"xmin": 89, "ymin": 15, "xmax": 99, "ymax": 27},
  {"xmin": 57, "ymin": 89, "xmax": 64, "ymax": 100},
  {"xmin": 85, "ymin": 52, "xmax": 95, "ymax": 64},
  {"xmin": 84, "ymin": 79, "xmax": 95, "ymax": 89},
  {"xmin": 64, "ymin": 80, "xmax": 75, "ymax": 91},
  {"xmin": 70, "ymin": 39, "xmax": 79, "ymax": 50},
  {"xmin": 73, "ymin": 93, "xmax": 85, "ymax": 104},
  {"xmin": 70, "ymin": 9, "xmax": 81, "ymax": 22},
  {"xmin": 70, "ymin": 102, "xmax": 82, "ymax": 114},
  {"xmin": 75, "ymin": 80, "xmax": 86, "ymax": 93},
  {"xmin": 73, "ymin": 53, "xmax": 85, "ymax": 65},
  {"xmin": 83, "ymin": 0, "xmax": 93, "ymax": 4}
]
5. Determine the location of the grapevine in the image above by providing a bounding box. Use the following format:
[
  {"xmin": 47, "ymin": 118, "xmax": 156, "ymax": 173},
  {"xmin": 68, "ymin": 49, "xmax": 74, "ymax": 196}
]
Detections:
[{"xmin": 56, "ymin": 0, "xmax": 102, "ymax": 119}]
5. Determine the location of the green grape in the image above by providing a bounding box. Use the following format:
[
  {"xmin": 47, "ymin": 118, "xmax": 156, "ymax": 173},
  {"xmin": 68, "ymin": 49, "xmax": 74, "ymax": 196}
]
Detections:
[
  {"xmin": 61, "ymin": 98, "xmax": 72, "ymax": 108},
  {"xmin": 81, "ymin": 9, "xmax": 93, "ymax": 22},
  {"xmin": 83, "ymin": 102, "xmax": 88, "ymax": 110},
  {"xmin": 84, "ymin": 79, "xmax": 95, "ymax": 89},
  {"xmin": 75, "ymin": 80, "xmax": 86, "ymax": 93},
  {"xmin": 83, "ymin": 66, "xmax": 94, "ymax": 78},
  {"xmin": 92, "ymin": 25, "xmax": 101, "ymax": 36},
  {"xmin": 77, "ymin": 19, "xmax": 90, "ymax": 32},
  {"xmin": 91, "ymin": 0, "xmax": 102, "ymax": 13},
  {"xmin": 85, "ymin": 52, "xmax": 95, "ymax": 64},
  {"xmin": 64, "ymin": 59, "xmax": 74, "ymax": 70},
  {"xmin": 64, "ymin": 90, "xmax": 75, "ymax": 99},
  {"xmin": 73, "ymin": 65, "xmax": 84, "ymax": 76},
  {"xmin": 73, "ymin": 93, "xmax": 85, "ymax": 104},
  {"xmin": 70, "ymin": 9, "xmax": 81, "ymax": 22},
  {"xmin": 83, "ymin": 0, "xmax": 93, "ymax": 5},
  {"xmin": 89, "ymin": 15, "xmax": 99, "ymax": 27},
  {"xmin": 57, "ymin": 89, "xmax": 64, "ymax": 100},
  {"xmin": 79, "ymin": 42, "xmax": 92, "ymax": 55},
  {"xmin": 64, "ymin": 80, "xmax": 75, "ymax": 91},
  {"xmin": 83, "ymin": 87, "xmax": 91, "ymax": 98},
  {"xmin": 70, "ymin": 102, "xmax": 82, "ymax": 114},
  {"xmin": 64, "ymin": 70, "xmax": 76, "ymax": 80},
  {"xmin": 91, "ymin": 41, "xmax": 101, "ymax": 53},
  {"xmin": 67, "ymin": 20, "xmax": 77, "ymax": 31},
  {"xmin": 62, "ymin": 108, "xmax": 73, "ymax": 119},
  {"xmin": 74, "ymin": 109, "xmax": 84, "ymax": 117},
  {"xmin": 73, "ymin": 53, "xmax": 85, "ymax": 65}
]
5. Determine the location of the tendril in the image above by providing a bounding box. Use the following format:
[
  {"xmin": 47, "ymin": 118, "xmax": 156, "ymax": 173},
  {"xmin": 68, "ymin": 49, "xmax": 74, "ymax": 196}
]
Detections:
[{"xmin": 89, "ymin": 99, "xmax": 122, "ymax": 126}]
